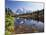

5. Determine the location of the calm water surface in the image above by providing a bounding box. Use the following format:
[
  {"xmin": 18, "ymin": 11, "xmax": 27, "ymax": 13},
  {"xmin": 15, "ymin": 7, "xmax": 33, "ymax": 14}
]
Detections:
[{"xmin": 14, "ymin": 17, "xmax": 44, "ymax": 32}]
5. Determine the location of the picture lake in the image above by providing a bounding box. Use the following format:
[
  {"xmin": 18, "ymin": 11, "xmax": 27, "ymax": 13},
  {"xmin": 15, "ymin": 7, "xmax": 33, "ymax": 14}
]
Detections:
[{"xmin": 5, "ymin": 0, "xmax": 44, "ymax": 35}]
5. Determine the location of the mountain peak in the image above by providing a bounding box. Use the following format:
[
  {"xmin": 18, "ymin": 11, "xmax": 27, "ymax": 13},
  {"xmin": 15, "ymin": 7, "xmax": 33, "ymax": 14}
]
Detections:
[{"xmin": 16, "ymin": 8, "xmax": 32, "ymax": 14}]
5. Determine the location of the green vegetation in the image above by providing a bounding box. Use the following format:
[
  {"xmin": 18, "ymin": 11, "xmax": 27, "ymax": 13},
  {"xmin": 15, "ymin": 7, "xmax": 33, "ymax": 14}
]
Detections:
[{"xmin": 5, "ymin": 8, "xmax": 14, "ymax": 35}]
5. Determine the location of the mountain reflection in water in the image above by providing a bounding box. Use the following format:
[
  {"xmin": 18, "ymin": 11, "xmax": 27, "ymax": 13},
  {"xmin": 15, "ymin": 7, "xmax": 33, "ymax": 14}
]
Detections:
[{"xmin": 14, "ymin": 18, "xmax": 44, "ymax": 33}]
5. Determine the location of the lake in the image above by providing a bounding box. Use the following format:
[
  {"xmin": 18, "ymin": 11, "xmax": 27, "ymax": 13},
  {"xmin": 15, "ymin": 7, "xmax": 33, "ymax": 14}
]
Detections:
[{"xmin": 14, "ymin": 17, "xmax": 44, "ymax": 33}]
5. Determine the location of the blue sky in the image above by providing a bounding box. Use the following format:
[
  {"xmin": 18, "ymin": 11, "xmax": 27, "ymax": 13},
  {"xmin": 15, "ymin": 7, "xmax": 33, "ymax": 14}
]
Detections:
[{"xmin": 5, "ymin": 0, "xmax": 44, "ymax": 13}]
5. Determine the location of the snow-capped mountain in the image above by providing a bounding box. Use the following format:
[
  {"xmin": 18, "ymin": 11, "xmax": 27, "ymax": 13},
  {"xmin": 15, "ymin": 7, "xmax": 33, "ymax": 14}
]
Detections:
[{"xmin": 16, "ymin": 8, "xmax": 32, "ymax": 15}]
